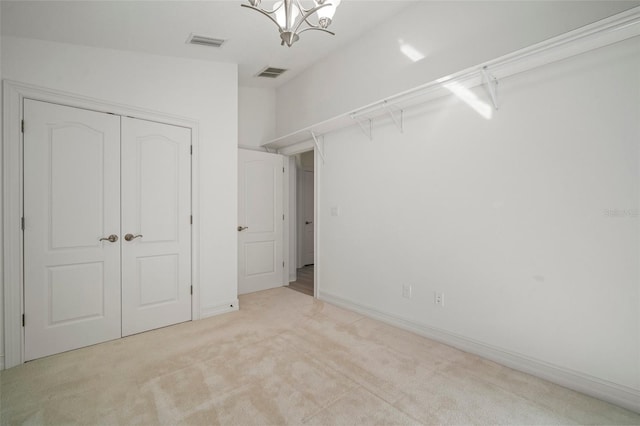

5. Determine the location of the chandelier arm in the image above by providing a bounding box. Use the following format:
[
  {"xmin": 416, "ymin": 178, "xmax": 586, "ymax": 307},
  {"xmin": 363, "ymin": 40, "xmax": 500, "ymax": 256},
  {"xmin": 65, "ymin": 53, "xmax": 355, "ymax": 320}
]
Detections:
[
  {"xmin": 241, "ymin": 4, "xmax": 285, "ymax": 32},
  {"xmin": 301, "ymin": 4, "xmax": 331, "ymax": 28},
  {"xmin": 292, "ymin": 3, "xmax": 331, "ymax": 34},
  {"xmin": 296, "ymin": 27, "xmax": 335, "ymax": 36},
  {"xmin": 294, "ymin": 0, "xmax": 320, "ymax": 15}
]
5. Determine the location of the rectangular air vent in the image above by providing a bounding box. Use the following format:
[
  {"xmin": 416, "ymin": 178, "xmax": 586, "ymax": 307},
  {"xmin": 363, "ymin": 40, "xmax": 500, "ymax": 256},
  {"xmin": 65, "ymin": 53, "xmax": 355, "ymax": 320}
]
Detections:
[
  {"xmin": 257, "ymin": 67, "xmax": 287, "ymax": 78},
  {"xmin": 187, "ymin": 34, "xmax": 226, "ymax": 48}
]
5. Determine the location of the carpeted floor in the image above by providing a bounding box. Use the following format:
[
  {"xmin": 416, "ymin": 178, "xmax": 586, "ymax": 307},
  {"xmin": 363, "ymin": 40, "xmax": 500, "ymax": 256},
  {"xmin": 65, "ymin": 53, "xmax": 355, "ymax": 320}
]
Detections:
[{"xmin": 1, "ymin": 287, "xmax": 639, "ymax": 425}]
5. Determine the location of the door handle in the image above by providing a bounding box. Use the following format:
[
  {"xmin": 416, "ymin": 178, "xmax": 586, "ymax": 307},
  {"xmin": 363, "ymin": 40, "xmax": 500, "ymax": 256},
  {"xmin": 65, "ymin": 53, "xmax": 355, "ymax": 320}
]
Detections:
[
  {"xmin": 124, "ymin": 233, "xmax": 143, "ymax": 241},
  {"xmin": 305, "ymin": 221, "xmax": 313, "ymax": 225},
  {"xmin": 237, "ymin": 226, "xmax": 248, "ymax": 232},
  {"xmin": 99, "ymin": 234, "xmax": 118, "ymax": 243}
]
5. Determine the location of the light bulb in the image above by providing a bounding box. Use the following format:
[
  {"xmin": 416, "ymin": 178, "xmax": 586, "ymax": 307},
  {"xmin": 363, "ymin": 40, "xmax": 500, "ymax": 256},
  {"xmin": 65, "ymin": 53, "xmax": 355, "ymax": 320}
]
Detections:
[
  {"xmin": 273, "ymin": 0, "xmax": 300, "ymax": 29},
  {"xmin": 316, "ymin": 0, "xmax": 340, "ymax": 21}
]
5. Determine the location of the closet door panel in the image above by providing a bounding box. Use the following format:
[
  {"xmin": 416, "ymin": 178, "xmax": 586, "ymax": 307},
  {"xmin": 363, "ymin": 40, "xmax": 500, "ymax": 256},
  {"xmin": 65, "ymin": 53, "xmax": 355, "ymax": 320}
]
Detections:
[
  {"xmin": 23, "ymin": 99, "xmax": 122, "ymax": 361},
  {"xmin": 121, "ymin": 117, "xmax": 192, "ymax": 336}
]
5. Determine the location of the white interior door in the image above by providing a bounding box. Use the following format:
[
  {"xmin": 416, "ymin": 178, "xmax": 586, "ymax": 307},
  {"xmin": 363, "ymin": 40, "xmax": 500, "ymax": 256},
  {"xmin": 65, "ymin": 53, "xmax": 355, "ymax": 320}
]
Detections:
[
  {"xmin": 238, "ymin": 149, "xmax": 284, "ymax": 295},
  {"xmin": 121, "ymin": 117, "xmax": 192, "ymax": 336},
  {"xmin": 24, "ymin": 99, "xmax": 122, "ymax": 361},
  {"xmin": 301, "ymin": 170, "xmax": 315, "ymax": 266}
]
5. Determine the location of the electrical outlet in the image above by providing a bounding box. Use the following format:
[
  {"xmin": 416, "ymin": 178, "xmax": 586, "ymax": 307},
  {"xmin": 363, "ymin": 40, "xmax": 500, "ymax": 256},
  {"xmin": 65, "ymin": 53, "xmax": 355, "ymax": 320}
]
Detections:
[
  {"xmin": 402, "ymin": 284, "xmax": 412, "ymax": 299},
  {"xmin": 434, "ymin": 292, "xmax": 445, "ymax": 307}
]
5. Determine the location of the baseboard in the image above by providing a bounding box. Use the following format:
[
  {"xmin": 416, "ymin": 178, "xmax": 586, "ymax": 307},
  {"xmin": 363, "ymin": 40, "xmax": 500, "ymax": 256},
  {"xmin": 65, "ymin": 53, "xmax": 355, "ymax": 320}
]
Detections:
[
  {"xmin": 200, "ymin": 299, "xmax": 239, "ymax": 319},
  {"xmin": 319, "ymin": 291, "xmax": 640, "ymax": 414},
  {"xmin": 289, "ymin": 272, "xmax": 297, "ymax": 283}
]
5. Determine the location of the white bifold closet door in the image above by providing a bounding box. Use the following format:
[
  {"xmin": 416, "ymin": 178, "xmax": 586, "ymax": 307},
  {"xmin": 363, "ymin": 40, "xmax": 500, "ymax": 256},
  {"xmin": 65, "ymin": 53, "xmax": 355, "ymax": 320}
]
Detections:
[{"xmin": 24, "ymin": 100, "xmax": 191, "ymax": 361}]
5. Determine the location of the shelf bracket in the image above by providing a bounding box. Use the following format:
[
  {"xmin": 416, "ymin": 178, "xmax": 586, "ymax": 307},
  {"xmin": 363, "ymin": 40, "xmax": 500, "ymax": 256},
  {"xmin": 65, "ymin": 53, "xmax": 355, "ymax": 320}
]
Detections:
[
  {"xmin": 310, "ymin": 131, "xmax": 326, "ymax": 164},
  {"xmin": 481, "ymin": 66, "xmax": 499, "ymax": 110},
  {"xmin": 350, "ymin": 114, "xmax": 373, "ymax": 141},
  {"xmin": 383, "ymin": 101, "xmax": 404, "ymax": 133}
]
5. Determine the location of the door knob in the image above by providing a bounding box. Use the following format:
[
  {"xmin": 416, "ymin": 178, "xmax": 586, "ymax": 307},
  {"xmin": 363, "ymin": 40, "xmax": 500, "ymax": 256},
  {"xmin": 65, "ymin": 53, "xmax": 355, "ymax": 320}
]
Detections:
[
  {"xmin": 237, "ymin": 226, "xmax": 248, "ymax": 232},
  {"xmin": 124, "ymin": 233, "xmax": 143, "ymax": 241},
  {"xmin": 99, "ymin": 234, "xmax": 118, "ymax": 243},
  {"xmin": 305, "ymin": 221, "xmax": 313, "ymax": 225}
]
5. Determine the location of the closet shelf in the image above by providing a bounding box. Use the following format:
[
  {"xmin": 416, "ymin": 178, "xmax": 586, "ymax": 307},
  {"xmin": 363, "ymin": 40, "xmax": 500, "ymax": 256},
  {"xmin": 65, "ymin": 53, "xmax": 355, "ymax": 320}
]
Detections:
[{"xmin": 262, "ymin": 7, "xmax": 640, "ymax": 153}]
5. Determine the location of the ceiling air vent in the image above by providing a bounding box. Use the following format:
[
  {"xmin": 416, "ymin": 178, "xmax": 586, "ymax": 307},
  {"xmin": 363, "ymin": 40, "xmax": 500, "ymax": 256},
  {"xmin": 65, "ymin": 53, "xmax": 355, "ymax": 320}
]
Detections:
[
  {"xmin": 257, "ymin": 67, "xmax": 287, "ymax": 78},
  {"xmin": 186, "ymin": 34, "xmax": 226, "ymax": 48}
]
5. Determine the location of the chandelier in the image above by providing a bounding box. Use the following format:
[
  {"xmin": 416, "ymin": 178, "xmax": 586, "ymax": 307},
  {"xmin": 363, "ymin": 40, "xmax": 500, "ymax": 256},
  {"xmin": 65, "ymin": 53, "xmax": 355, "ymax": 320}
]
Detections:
[{"xmin": 242, "ymin": 0, "xmax": 342, "ymax": 47}]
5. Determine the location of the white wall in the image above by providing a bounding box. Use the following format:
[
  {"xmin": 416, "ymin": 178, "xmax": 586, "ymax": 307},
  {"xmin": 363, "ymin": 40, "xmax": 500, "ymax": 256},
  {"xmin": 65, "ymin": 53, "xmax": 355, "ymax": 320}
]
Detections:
[
  {"xmin": 238, "ymin": 86, "xmax": 276, "ymax": 148},
  {"xmin": 1, "ymin": 37, "xmax": 238, "ymax": 340},
  {"xmin": 276, "ymin": 1, "xmax": 638, "ymax": 136},
  {"xmin": 317, "ymin": 37, "xmax": 639, "ymax": 394}
]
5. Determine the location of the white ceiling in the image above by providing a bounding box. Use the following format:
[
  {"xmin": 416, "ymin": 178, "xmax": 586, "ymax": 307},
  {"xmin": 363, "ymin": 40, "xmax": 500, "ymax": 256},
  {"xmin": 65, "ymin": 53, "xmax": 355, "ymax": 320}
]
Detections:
[{"xmin": 0, "ymin": 0, "xmax": 414, "ymax": 88}]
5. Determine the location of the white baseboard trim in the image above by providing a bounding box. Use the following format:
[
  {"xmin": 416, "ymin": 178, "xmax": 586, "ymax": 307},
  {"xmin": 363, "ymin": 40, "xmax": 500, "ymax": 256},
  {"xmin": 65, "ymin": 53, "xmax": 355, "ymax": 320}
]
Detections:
[
  {"xmin": 319, "ymin": 291, "xmax": 640, "ymax": 414},
  {"xmin": 200, "ymin": 299, "xmax": 239, "ymax": 319}
]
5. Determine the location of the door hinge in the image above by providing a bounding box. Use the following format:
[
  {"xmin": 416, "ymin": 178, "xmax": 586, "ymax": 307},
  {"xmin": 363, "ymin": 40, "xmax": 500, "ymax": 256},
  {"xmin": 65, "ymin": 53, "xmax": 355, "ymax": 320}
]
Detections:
[
  {"xmin": 283, "ymin": 214, "xmax": 285, "ymax": 221},
  {"xmin": 283, "ymin": 167, "xmax": 285, "ymax": 173},
  {"xmin": 190, "ymin": 145, "xmax": 193, "ymax": 155},
  {"xmin": 21, "ymin": 217, "xmax": 25, "ymax": 231},
  {"xmin": 22, "ymin": 314, "xmax": 25, "ymax": 327},
  {"xmin": 190, "ymin": 285, "xmax": 193, "ymax": 295},
  {"xmin": 283, "ymin": 261, "xmax": 285, "ymax": 268},
  {"xmin": 21, "ymin": 120, "xmax": 25, "ymax": 133},
  {"xmin": 190, "ymin": 215, "xmax": 193, "ymax": 225}
]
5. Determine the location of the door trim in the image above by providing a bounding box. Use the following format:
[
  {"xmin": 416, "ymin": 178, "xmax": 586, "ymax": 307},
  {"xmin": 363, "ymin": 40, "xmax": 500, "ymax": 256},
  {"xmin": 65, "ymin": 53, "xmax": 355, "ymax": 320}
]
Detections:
[{"xmin": 2, "ymin": 80, "xmax": 201, "ymax": 369}]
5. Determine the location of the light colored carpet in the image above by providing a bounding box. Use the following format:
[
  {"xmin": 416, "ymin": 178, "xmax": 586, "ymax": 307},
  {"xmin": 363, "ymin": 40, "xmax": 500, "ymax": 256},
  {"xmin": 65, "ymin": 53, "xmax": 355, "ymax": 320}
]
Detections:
[{"xmin": 1, "ymin": 287, "xmax": 639, "ymax": 425}]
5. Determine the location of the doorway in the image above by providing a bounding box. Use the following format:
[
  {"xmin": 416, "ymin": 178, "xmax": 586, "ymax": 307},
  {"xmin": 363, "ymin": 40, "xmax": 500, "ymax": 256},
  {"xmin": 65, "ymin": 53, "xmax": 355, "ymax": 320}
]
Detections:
[{"xmin": 289, "ymin": 150, "xmax": 315, "ymax": 296}]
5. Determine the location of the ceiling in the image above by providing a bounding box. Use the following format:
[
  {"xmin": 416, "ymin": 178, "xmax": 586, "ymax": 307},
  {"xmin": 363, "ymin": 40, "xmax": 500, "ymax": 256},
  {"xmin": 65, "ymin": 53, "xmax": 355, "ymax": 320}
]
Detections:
[{"xmin": 0, "ymin": 1, "xmax": 414, "ymax": 88}]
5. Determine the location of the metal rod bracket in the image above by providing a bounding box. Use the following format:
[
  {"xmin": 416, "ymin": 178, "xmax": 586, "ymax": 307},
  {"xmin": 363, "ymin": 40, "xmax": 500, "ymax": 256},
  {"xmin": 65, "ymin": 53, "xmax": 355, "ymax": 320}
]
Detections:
[
  {"xmin": 350, "ymin": 114, "xmax": 373, "ymax": 141},
  {"xmin": 383, "ymin": 101, "xmax": 404, "ymax": 133},
  {"xmin": 481, "ymin": 66, "xmax": 499, "ymax": 110},
  {"xmin": 310, "ymin": 131, "xmax": 326, "ymax": 164}
]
